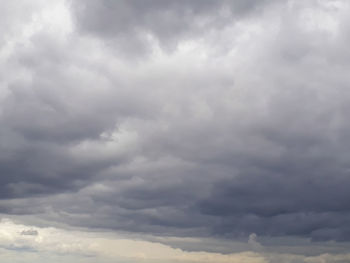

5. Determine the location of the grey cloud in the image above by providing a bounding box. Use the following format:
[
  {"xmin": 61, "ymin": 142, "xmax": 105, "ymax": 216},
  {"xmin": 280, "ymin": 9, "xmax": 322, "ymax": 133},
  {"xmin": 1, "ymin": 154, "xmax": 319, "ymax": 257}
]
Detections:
[
  {"xmin": 1, "ymin": 0, "xmax": 350, "ymax": 254},
  {"xmin": 20, "ymin": 229, "xmax": 38, "ymax": 236},
  {"xmin": 0, "ymin": 1, "xmax": 43, "ymax": 45},
  {"xmin": 70, "ymin": 0, "xmax": 281, "ymax": 54},
  {"xmin": 0, "ymin": 25, "xmax": 155, "ymax": 199}
]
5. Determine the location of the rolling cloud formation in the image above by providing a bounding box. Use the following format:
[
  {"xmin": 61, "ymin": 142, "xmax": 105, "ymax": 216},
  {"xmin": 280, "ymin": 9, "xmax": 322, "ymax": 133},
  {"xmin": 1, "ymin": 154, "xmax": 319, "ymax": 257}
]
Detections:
[{"xmin": 0, "ymin": 1, "xmax": 350, "ymax": 257}]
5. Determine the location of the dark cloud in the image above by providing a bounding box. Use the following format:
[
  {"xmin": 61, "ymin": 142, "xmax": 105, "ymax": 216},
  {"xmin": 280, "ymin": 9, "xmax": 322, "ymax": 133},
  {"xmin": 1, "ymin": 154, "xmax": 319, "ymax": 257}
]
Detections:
[
  {"xmin": 70, "ymin": 0, "xmax": 280, "ymax": 54},
  {"xmin": 0, "ymin": 0, "xmax": 350, "ymax": 253}
]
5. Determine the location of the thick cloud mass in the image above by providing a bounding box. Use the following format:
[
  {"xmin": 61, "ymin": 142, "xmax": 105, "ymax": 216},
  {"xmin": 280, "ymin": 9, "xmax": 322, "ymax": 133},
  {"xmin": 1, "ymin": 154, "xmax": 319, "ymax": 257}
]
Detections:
[
  {"xmin": 71, "ymin": 0, "xmax": 280, "ymax": 53},
  {"xmin": 1, "ymin": 0, "xmax": 350, "ymax": 255}
]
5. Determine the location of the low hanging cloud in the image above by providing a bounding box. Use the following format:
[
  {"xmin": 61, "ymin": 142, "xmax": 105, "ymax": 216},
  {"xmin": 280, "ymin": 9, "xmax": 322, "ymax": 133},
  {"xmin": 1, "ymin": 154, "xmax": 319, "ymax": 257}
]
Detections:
[
  {"xmin": 0, "ymin": 1, "xmax": 350, "ymax": 261},
  {"xmin": 1, "ymin": 218, "xmax": 350, "ymax": 263}
]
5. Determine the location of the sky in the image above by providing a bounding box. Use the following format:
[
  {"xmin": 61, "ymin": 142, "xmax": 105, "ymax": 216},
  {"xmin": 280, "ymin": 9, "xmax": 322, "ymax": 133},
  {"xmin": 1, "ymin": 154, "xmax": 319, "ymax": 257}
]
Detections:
[{"xmin": 0, "ymin": 0, "xmax": 350, "ymax": 262}]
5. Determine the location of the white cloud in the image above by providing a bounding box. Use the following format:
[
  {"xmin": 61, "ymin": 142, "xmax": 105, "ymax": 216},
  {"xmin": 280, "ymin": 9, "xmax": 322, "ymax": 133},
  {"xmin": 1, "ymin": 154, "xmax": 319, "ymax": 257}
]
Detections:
[
  {"xmin": 0, "ymin": 218, "xmax": 268, "ymax": 263},
  {"xmin": 1, "ymin": 218, "xmax": 350, "ymax": 263}
]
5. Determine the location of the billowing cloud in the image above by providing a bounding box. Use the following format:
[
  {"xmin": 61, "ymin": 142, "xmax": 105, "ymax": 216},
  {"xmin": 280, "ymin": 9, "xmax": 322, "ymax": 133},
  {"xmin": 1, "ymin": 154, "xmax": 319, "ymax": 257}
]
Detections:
[
  {"xmin": 70, "ymin": 0, "xmax": 281, "ymax": 54},
  {"xmin": 0, "ymin": 0, "xmax": 350, "ymax": 261}
]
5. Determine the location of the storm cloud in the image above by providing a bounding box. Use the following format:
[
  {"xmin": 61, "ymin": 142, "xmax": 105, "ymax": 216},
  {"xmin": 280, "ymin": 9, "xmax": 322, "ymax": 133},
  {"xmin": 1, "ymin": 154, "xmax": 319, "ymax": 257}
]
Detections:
[{"xmin": 0, "ymin": 1, "xmax": 350, "ymax": 261}]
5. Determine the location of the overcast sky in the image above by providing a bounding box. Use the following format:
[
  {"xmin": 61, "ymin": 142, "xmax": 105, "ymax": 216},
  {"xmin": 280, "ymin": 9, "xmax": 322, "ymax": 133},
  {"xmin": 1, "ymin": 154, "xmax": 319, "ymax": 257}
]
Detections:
[{"xmin": 1, "ymin": 0, "xmax": 350, "ymax": 262}]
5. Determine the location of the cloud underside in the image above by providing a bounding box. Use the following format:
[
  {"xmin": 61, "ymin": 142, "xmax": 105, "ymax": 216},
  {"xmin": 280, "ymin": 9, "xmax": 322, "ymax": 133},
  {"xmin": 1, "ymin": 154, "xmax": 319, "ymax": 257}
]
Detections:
[
  {"xmin": 0, "ymin": 0, "xmax": 350, "ymax": 254},
  {"xmin": 1, "ymin": 219, "xmax": 350, "ymax": 263}
]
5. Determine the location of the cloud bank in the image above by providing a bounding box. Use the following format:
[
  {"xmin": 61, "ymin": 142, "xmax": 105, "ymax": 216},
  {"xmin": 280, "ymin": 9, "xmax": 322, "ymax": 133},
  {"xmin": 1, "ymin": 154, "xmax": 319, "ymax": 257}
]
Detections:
[{"xmin": 0, "ymin": 0, "xmax": 350, "ymax": 261}]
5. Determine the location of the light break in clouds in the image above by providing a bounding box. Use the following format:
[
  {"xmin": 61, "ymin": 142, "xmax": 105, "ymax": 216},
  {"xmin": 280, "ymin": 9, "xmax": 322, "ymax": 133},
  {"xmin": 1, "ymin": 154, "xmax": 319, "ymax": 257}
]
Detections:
[{"xmin": 0, "ymin": 0, "xmax": 350, "ymax": 262}]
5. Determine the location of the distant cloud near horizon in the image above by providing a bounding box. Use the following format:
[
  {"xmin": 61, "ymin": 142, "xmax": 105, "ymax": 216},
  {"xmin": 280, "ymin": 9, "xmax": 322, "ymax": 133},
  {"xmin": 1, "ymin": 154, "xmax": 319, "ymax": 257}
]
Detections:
[
  {"xmin": 0, "ymin": 0, "xmax": 350, "ymax": 262},
  {"xmin": 20, "ymin": 229, "xmax": 39, "ymax": 236}
]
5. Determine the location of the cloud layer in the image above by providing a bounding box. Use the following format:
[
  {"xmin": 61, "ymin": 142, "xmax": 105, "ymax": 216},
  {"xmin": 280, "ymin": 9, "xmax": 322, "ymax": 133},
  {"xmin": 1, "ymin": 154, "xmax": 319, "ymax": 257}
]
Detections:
[
  {"xmin": 1, "ymin": 218, "xmax": 350, "ymax": 263},
  {"xmin": 0, "ymin": 1, "xmax": 350, "ymax": 260}
]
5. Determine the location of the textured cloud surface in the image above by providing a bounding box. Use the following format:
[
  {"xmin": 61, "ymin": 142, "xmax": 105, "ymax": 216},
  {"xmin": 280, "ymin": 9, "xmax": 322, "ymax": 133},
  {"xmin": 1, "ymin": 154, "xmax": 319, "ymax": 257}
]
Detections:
[{"xmin": 0, "ymin": 0, "xmax": 350, "ymax": 262}]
